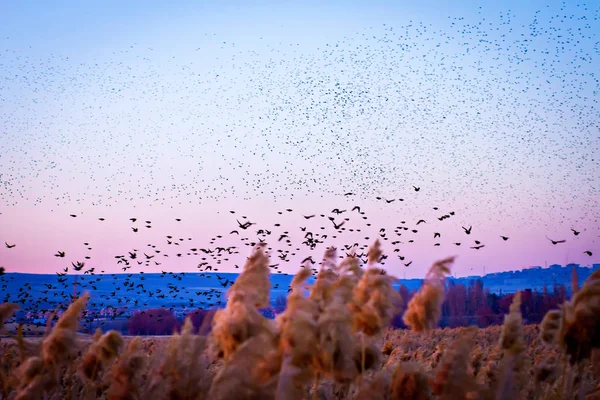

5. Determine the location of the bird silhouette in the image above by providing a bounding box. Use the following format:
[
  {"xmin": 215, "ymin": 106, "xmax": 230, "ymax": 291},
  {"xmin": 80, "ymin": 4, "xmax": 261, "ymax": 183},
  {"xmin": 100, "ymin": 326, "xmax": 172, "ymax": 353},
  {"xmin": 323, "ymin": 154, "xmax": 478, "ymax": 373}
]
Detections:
[
  {"xmin": 462, "ymin": 226, "xmax": 472, "ymax": 235},
  {"xmin": 546, "ymin": 236, "xmax": 566, "ymax": 245}
]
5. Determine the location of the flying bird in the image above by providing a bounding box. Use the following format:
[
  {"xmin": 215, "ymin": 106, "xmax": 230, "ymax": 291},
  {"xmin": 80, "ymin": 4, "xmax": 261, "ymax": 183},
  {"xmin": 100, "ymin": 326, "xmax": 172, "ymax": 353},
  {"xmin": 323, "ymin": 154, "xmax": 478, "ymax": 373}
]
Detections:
[
  {"xmin": 5, "ymin": 242, "xmax": 15, "ymax": 249},
  {"xmin": 237, "ymin": 219, "xmax": 254, "ymax": 229},
  {"xmin": 546, "ymin": 236, "xmax": 566, "ymax": 245},
  {"xmin": 462, "ymin": 226, "xmax": 472, "ymax": 235}
]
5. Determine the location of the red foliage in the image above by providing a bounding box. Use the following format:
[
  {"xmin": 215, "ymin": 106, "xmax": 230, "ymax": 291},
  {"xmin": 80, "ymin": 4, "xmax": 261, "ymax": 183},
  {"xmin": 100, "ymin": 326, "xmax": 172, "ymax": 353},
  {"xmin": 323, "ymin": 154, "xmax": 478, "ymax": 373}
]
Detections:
[{"xmin": 128, "ymin": 308, "xmax": 179, "ymax": 335}]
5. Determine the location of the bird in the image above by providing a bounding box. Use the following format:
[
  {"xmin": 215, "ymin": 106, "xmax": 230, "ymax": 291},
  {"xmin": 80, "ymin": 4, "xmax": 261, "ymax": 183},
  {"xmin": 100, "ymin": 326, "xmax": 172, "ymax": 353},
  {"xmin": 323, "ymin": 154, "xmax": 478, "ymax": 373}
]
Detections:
[
  {"xmin": 237, "ymin": 219, "xmax": 254, "ymax": 229},
  {"xmin": 331, "ymin": 219, "xmax": 345, "ymax": 230},
  {"xmin": 413, "ymin": 186, "xmax": 420, "ymax": 192},
  {"xmin": 72, "ymin": 261, "xmax": 85, "ymax": 271},
  {"xmin": 462, "ymin": 226, "xmax": 472, "ymax": 235},
  {"xmin": 5, "ymin": 242, "xmax": 15, "ymax": 249},
  {"xmin": 416, "ymin": 219, "xmax": 426, "ymax": 225},
  {"xmin": 584, "ymin": 251, "xmax": 593, "ymax": 256},
  {"xmin": 571, "ymin": 228, "xmax": 580, "ymax": 236},
  {"xmin": 303, "ymin": 214, "xmax": 316, "ymax": 219},
  {"xmin": 471, "ymin": 245, "xmax": 485, "ymax": 250},
  {"xmin": 500, "ymin": 236, "xmax": 509, "ymax": 241},
  {"xmin": 434, "ymin": 232, "xmax": 441, "ymax": 238},
  {"xmin": 546, "ymin": 236, "xmax": 566, "ymax": 245},
  {"xmin": 54, "ymin": 251, "xmax": 66, "ymax": 257}
]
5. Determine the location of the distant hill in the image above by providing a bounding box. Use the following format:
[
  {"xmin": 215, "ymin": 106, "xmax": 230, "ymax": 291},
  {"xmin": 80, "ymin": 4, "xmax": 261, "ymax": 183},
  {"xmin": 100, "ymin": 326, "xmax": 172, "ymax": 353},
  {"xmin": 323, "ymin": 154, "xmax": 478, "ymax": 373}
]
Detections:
[{"xmin": 2, "ymin": 263, "xmax": 598, "ymax": 314}]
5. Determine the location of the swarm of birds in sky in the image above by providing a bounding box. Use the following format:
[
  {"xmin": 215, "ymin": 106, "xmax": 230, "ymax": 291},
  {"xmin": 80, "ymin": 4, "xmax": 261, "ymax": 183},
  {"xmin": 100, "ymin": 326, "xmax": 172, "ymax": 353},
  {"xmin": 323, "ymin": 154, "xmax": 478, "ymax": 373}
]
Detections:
[{"xmin": 0, "ymin": 2, "xmax": 598, "ymax": 325}]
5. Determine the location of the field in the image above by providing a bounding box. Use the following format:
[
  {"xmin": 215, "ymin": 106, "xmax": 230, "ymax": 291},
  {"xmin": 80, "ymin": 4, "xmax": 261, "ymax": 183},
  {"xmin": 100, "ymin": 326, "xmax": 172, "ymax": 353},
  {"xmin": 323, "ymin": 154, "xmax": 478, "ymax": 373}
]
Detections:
[{"xmin": 1, "ymin": 243, "xmax": 599, "ymax": 399}]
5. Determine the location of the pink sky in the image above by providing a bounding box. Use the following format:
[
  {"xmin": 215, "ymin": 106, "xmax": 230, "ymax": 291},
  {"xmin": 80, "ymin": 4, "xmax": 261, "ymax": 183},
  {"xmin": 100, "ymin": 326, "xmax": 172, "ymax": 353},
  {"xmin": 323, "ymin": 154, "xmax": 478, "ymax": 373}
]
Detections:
[{"xmin": 1, "ymin": 193, "xmax": 597, "ymax": 278}]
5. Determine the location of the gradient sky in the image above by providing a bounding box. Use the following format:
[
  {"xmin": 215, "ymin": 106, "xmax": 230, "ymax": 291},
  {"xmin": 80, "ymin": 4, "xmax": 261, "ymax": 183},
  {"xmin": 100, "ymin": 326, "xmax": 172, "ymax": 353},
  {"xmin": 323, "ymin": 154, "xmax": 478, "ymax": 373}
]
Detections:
[{"xmin": 0, "ymin": 0, "xmax": 598, "ymax": 278}]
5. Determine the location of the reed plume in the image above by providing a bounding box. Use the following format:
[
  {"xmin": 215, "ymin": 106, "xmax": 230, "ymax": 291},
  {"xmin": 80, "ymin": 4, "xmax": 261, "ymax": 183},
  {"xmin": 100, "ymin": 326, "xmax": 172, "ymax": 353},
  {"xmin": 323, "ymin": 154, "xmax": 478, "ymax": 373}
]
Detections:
[
  {"xmin": 389, "ymin": 362, "xmax": 431, "ymax": 400},
  {"xmin": 540, "ymin": 309, "xmax": 562, "ymax": 345},
  {"xmin": 560, "ymin": 268, "xmax": 600, "ymax": 364},
  {"xmin": 212, "ymin": 245, "xmax": 276, "ymax": 360},
  {"xmin": 431, "ymin": 326, "xmax": 478, "ymax": 399},
  {"xmin": 107, "ymin": 337, "xmax": 146, "ymax": 400},
  {"xmin": 403, "ymin": 257, "xmax": 454, "ymax": 332},
  {"xmin": 498, "ymin": 291, "xmax": 527, "ymax": 398},
  {"xmin": 80, "ymin": 330, "xmax": 123, "ymax": 381},
  {"xmin": 0, "ymin": 303, "xmax": 18, "ymax": 333}
]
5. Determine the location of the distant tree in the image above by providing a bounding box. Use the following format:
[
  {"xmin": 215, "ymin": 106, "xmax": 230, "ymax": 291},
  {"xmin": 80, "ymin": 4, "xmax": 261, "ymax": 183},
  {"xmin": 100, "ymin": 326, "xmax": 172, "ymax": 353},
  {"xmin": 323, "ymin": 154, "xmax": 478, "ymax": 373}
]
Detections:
[
  {"xmin": 184, "ymin": 308, "xmax": 212, "ymax": 333},
  {"xmin": 475, "ymin": 305, "xmax": 497, "ymax": 328},
  {"xmin": 128, "ymin": 308, "xmax": 179, "ymax": 335},
  {"xmin": 274, "ymin": 295, "xmax": 287, "ymax": 314},
  {"xmin": 398, "ymin": 284, "xmax": 412, "ymax": 306}
]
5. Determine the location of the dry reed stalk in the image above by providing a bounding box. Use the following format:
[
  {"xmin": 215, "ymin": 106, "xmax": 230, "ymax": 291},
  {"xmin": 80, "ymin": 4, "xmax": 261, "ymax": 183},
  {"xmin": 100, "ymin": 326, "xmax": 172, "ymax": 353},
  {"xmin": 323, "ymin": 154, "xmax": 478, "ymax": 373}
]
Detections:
[
  {"xmin": 227, "ymin": 244, "xmax": 271, "ymax": 308},
  {"xmin": 431, "ymin": 326, "xmax": 478, "ymax": 399},
  {"xmin": 208, "ymin": 334, "xmax": 276, "ymax": 400},
  {"xmin": 314, "ymin": 292, "xmax": 357, "ymax": 383},
  {"xmin": 389, "ymin": 362, "xmax": 431, "ymax": 400},
  {"xmin": 355, "ymin": 367, "xmax": 392, "ymax": 400},
  {"xmin": 275, "ymin": 266, "xmax": 319, "ymax": 399},
  {"xmin": 540, "ymin": 309, "xmax": 562, "ymax": 345},
  {"xmin": 80, "ymin": 330, "xmax": 123, "ymax": 381},
  {"xmin": 403, "ymin": 257, "xmax": 454, "ymax": 332},
  {"xmin": 560, "ymin": 268, "xmax": 600, "ymax": 364},
  {"xmin": 15, "ymin": 293, "xmax": 90, "ymax": 400},
  {"xmin": 107, "ymin": 337, "xmax": 146, "ymax": 400},
  {"xmin": 498, "ymin": 291, "xmax": 527, "ymax": 398},
  {"xmin": 146, "ymin": 317, "xmax": 209, "ymax": 399},
  {"xmin": 212, "ymin": 245, "xmax": 276, "ymax": 360},
  {"xmin": 0, "ymin": 303, "xmax": 19, "ymax": 334}
]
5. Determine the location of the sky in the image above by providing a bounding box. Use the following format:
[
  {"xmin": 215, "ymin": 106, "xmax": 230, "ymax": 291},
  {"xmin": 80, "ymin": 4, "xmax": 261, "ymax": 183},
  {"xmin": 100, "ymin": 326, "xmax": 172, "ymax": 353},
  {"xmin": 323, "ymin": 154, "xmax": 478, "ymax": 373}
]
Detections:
[{"xmin": 0, "ymin": 0, "xmax": 598, "ymax": 278}]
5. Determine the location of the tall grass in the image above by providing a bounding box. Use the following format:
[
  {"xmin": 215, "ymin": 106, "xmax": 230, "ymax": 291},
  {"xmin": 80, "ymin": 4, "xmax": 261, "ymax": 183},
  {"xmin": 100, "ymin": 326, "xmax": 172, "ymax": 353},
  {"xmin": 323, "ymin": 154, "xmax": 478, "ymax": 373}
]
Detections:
[{"xmin": 0, "ymin": 243, "xmax": 598, "ymax": 399}]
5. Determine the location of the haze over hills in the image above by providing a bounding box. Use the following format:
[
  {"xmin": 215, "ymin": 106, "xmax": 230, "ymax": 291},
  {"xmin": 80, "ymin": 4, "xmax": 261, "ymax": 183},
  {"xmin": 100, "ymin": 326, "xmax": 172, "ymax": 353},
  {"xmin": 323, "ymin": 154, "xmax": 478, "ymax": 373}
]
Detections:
[{"xmin": 3, "ymin": 263, "xmax": 598, "ymax": 316}]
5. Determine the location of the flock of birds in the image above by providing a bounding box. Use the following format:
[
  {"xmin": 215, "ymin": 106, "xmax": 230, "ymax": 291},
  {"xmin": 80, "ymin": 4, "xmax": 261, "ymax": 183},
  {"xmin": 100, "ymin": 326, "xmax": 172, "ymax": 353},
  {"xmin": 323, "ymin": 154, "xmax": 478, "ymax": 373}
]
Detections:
[
  {"xmin": 1, "ymin": 186, "xmax": 595, "ymax": 331},
  {"xmin": 0, "ymin": 3, "xmax": 597, "ymax": 223},
  {"xmin": 0, "ymin": 2, "xmax": 599, "ymax": 329}
]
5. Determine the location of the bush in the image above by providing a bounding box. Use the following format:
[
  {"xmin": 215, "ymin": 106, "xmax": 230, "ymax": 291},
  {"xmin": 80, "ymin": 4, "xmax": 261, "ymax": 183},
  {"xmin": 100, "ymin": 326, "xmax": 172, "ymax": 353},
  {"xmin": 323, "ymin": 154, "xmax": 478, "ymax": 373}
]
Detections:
[{"xmin": 128, "ymin": 308, "xmax": 179, "ymax": 335}]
